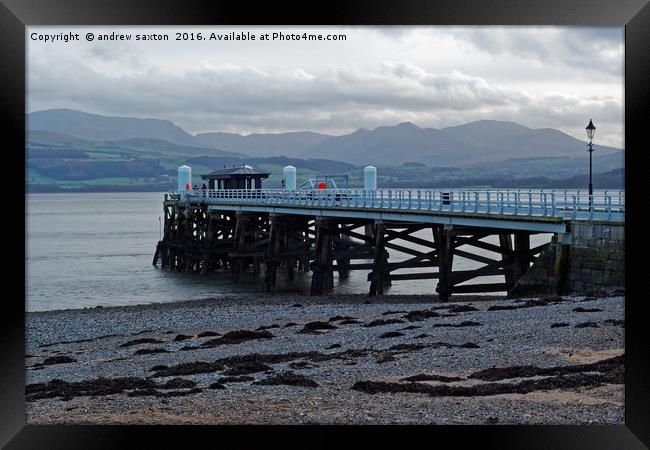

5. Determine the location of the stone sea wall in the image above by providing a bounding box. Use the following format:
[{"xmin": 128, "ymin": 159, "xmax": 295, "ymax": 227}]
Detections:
[
  {"xmin": 564, "ymin": 221, "xmax": 625, "ymax": 293},
  {"xmin": 510, "ymin": 220, "xmax": 624, "ymax": 296}
]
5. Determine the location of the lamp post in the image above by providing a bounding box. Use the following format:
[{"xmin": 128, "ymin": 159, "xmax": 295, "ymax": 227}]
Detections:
[{"xmin": 585, "ymin": 119, "xmax": 596, "ymax": 209}]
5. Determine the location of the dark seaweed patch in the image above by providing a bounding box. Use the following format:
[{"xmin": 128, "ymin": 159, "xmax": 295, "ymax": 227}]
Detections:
[
  {"xmin": 159, "ymin": 378, "xmax": 197, "ymax": 389},
  {"xmin": 352, "ymin": 369, "xmax": 622, "ymax": 398},
  {"xmin": 42, "ymin": 356, "xmax": 77, "ymax": 365},
  {"xmin": 468, "ymin": 355, "xmax": 623, "ymax": 381},
  {"xmin": 573, "ymin": 307, "xmax": 603, "ymax": 313},
  {"xmin": 25, "ymin": 376, "xmax": 200, "ymax": 401},
  {"xmin": 379, "ymin": 331, "xmax": 405, "ymax": 339},
  {"xmin": 222, "ymin": 362, "xmax": 273, "ymax": 376},
  {"xmin": 297, "ymin": 321, "xmax": 338, "ymax": 334},
  {"xmin": 575, "ymin": 322, "xmax": 600, "ymax": 328},
  {"xmin": 202, "ymin": 330, "xmax": 274, "ymax": 347},
  {"xmin": 400, "ymin": 374, "xmax": 463, "ymax": 383},
  {"xmin": 364, "ymin": 318, "xmax": 404, "ymax": 328},
  {"xmin": 134, "ymin": 348, "xmax": 170, "ymax": 356},
  {"xmin": 197, "ymin": 331, "xmax": 221, "ymax": 338},
  {"xmin": 151, "ymin": 361, "xmax": 224, "ymax": 378},
  {"xmin": 402, "ymin": 310, "xmax": 440, "ymax": 322}
]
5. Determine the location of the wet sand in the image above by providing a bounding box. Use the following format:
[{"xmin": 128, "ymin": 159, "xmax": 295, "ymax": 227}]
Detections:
[{"xmin": 25, "ymin": 293, "xmax": 624, "ymax": 424}]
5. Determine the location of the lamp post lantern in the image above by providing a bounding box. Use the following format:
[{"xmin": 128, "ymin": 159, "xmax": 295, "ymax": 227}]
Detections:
[{"xmin": 585, "ymin": 119, "xmax": 596, "ymax": 208}]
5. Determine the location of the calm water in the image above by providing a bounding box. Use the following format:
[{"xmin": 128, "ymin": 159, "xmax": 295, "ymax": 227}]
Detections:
[{"xmin": 26, "ymin": 192, "xmax": 551, "ymax": 312}]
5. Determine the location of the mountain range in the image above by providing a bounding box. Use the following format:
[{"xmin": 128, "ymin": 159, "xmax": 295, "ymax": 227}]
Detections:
[{"xmin": 27, "ymin": 108, "xmax": 623, "ymax": 168}]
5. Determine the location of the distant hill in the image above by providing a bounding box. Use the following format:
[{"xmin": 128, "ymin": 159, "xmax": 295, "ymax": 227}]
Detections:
[
  {"xmin": 27, "ymin": 130, "xmax": 242, "ymax": 159},
  {"xmin": 194, "ymin": 131, "xmax": 333, "ymax": 158},
  {"xmin": 28, "ymin": 109, "xmax": 200, "ymax": 147},
  {"xmin": 468, "ymin": 151, "xmax": 625, "ymax": 178},
  {"xmin": 303, "ymin": 120, "xmax": 623, "ymax": 166},
  {"xmin": 27, "ymin": 110, "xmax": 623, "ymax": 168}
]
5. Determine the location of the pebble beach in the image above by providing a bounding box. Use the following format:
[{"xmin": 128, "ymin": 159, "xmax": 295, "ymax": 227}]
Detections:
[{"xmin": 25, "ymin": 293, "xmax": 624, "ymax": 425}]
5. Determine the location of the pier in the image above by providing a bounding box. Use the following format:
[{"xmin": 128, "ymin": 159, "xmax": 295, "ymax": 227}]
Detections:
[{"xmin": 153, "ymin": 167, "xmax": 624, "ymax": 299}]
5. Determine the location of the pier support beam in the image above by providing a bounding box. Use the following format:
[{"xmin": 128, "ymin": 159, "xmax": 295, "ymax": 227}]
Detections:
[
  {"xmin": 499, "ymin": 233, "xmax": 515, "ymax": 291},
  {"xmin": 264, "ymin": 216, "xmax": 281, "ymax": 291},
  {"xmin": 310, "ymin": 219, "xmax": 336, "ymax": 296},
  {"xmin": 435, "ymin": 226, "xmax": 455, "ymax": 301},
  {"xmin": 368, "ymin": 223, "xmax": 391, "ymax": 296},
  {"xmin": 513, "ymin": 232, "xmax": 531, "ymax": 281}
]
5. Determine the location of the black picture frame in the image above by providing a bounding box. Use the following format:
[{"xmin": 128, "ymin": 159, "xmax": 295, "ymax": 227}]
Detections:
[{"xmin": 2, "ymin": 0, "xmax": 648, "ymax": 447}]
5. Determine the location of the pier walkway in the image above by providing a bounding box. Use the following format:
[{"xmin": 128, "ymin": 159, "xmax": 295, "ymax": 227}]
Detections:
[{"xmin": 172, "ymin": 188, "xmax": 624, "ymax": 234}]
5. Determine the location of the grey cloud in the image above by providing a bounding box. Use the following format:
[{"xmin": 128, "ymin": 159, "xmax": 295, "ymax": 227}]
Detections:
[
  {"xmin": 455, "ymin": 27, "xmax": 623, "ymax": 79},
  {"xmin": 29, "ymin": 46, "xmax": 622, "ymax": 145}
]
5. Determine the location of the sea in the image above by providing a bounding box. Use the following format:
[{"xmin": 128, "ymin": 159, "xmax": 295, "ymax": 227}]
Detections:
[{"xmin": 26, "ymin": 192, "xmax": 552, "ymax": 312}]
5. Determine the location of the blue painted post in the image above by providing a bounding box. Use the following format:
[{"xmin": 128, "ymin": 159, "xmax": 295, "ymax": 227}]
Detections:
[
  {"xmin": 514, "ymin": 192, "xmax": 519, "ymax": 215},
  {"xmin": 608, "ymin": 194, "xmax": 612, "ymax": 221},
  {"xmin": 551, "ymin": 192, "xmax": 556, "ymax": 216},
  {"xmin": 573, "ymin": 195, "xmax": 577, "ymax": 219}
]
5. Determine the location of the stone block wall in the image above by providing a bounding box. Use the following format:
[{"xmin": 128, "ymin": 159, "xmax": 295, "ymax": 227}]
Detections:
[
  {"xmin": 510, "ymin": 220, "xmax": 624, "ymax": 297},
  {"xmin": 564, "ymin": 220, "xmax": 625, "ymax": 293}
]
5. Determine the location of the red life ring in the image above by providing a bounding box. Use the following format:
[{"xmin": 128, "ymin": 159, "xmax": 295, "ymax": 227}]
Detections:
[{"xmin": 317, "ymin": 181, "xmax": 327, "ymax": 189}]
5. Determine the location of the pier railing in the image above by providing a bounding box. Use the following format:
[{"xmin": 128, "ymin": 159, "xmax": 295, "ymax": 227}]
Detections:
[{"xmin": 175, "ymin": 188, "xmax": 625, "ymax": 222}]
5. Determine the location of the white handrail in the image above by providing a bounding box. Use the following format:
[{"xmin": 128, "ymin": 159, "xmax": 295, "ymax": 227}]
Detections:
[{"xmin": 177, "ymin": 188, "xmax": 624, "ymax": 222}]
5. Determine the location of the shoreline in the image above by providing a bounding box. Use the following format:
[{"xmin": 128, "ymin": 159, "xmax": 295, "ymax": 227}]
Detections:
[
  {"xmin": 26, "ymin": 293, "xmax": 513, "ymax": 316},
  {"xmin": 26, "ymin": 292, "xmax": 624, "ymax": 425}
]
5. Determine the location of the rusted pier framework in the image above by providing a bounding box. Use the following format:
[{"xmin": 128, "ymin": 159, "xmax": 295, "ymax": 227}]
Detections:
[{"xmin": 153, "ymin": 199, "xmax": 549, "ymax": 299}]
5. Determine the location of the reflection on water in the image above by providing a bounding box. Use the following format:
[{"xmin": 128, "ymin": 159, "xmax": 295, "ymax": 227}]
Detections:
[{"xmin": 26, "ymin": 192, "xmax": 552, "ymax": 312}]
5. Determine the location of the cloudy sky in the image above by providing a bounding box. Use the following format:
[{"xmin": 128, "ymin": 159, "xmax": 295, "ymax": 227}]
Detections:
[{"xmin": 27, "ymin": 26, "xmax": 624, "ymax": 147}]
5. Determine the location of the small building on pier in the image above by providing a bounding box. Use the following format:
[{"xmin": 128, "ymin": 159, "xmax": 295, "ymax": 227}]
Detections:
[{"xmin": 201, "ymin": 165, "xmax": 270, "ymax": 190}]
